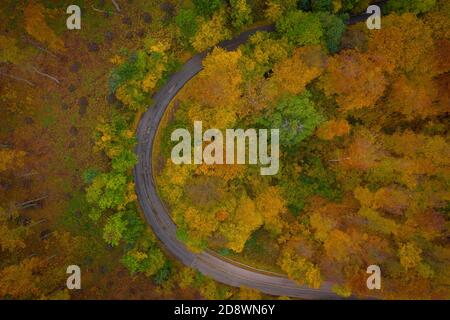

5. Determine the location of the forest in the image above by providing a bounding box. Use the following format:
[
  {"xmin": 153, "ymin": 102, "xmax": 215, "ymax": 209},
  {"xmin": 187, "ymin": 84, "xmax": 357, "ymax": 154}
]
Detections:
[{"xmin": 0, "ymin": 0, "xmax": 449, "ymax": 300}]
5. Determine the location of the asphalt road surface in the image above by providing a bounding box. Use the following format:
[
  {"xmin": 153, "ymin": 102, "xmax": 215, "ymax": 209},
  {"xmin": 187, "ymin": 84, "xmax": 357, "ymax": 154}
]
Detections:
[{"xmin": 134, "ymin": 6, "xmax": 385, "ymax": 299}]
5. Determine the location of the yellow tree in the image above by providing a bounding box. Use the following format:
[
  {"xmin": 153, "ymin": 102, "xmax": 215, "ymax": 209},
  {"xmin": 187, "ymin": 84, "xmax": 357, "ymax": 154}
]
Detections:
[
  {"xmin": 0, "ymin": 206, "xmax": 28, "ymax": 253},
  {"xmin": 184, "ymin": 206, "xmax": 219, "ymax": 240},
  {"xmin": 238, "ymin": 286, "xmax": 262, "ymax": 300},
  {"xmin": 191, "ymin": 10, "xmax": 231, "ymax": 52},
  {"xmin": 399, "ymin": 242, "xmax": 422, "ymax": 270},
  {"xmin": 0, "ymin": 149, "xmax": 25, "ymax": 172},
  {"xmin": 0, "ymin": 35, "xmax": 25, "ymax": 64},
  {"xmin": 278, "ymin": 245, "xmax": 322, "ymax": 289},
  {"xmin": 272, "ymin": 45, "xmax": 327, "ymax": 96},
  {"xmin": 256, "ymin": 186, "xmax": 286, "ymax": 235},
  {"xmin": 195, "ymin": 47, "xmax": 243, "ymax": 109},
  {"xmin": 220, "ymin": 195, "xmax": 263, "ymax": 253},
  {"xmin": 0, "ymin": 257, "xmax": 47, "ymax": 299}
]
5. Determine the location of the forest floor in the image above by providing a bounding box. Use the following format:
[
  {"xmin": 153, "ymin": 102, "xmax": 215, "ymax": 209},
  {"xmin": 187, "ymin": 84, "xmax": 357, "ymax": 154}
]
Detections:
[{"xmin": 0, "ymin": 1, "xmax": 199, "ymax": 299}]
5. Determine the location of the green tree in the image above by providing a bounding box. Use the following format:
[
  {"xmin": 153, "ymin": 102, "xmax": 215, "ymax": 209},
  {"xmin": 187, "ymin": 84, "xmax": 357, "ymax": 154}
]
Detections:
[
  {"xmin": 257, "ymin": 91, "xmax": 324, "ymax": 148},
  {"xmin": 193, "ymin": 0, "xmax": 223, "ymax": 17},
  {"xmin": 319, "ymin": 13, "xmax": 346, "ymax": 53},
  {"xmin": 311, "ymin": 0, "xmax": 333, "ymax": 12},
  {"xmin": 121, "ymin": 234, "xmax": 166, "ymax": 277},
  {"xmin": 230, "ymin": 0, "xmax": 253, "ymax": 30},
  {"xmin": 176, "ymin": 9, "xmax": 199, "ymax": 45},
  {"xmin": 276, "ymin": 10, "xmax": 324, "ymax": 46},
  {"xmin": 103, "ymin": 213, "xmax": 128, "ymax": 247}
]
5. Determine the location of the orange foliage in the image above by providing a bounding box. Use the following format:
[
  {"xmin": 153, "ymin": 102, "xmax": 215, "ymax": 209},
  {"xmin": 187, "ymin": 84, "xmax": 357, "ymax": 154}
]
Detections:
[
  {"xmin": 316, "ymin": 119, "xmax": 350, "ymax": 140},
  {"xmin": 387, "ymin": 75, "xmax": 438, "ymax": 119},
  {"xmin": 368, "ymin": 14, "xmax": 435, "ymax": 75},
  {"xmin": 321, "ymin": 49, "xmax": 386, "ymax": 111}
]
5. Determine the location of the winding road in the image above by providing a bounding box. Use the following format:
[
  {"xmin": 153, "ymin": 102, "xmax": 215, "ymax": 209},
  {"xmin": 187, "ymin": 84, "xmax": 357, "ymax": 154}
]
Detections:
[{"xmin": 134, "ymin": 6, "xmax": 385, "ymax": 299}]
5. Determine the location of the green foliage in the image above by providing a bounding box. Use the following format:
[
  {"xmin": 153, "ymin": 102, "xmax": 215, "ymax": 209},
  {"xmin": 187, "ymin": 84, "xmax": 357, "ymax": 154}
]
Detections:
[
  {"xmin": 109, "ymin": 52, "xmax": 147, "ymax": 93},
  {"xmin": 86, "ymin": 172, "xmax": 128, "ymax": 214},
  {"xmin": 298, "ymin": 0, "xmax": 312, "ymax": 11},
  {"xmin": 299, "ymin": 157, "xmax": 342, "ymax": 201},
  {"xmin": 103, "ymin": 212, "xmax": 127, "ymax": 247},
  {"xmin": 154, "ymin": 261, "xmax": 173, "ymax": 285},
  {"xmin": 341, "ymin": 0, "xmax": 361, "ymax": 11},
  {"xmin": 276, "ymin": 10, "xmax": 324, "ymax": 46},
  {"xmin": 311, "ymin": 0, "xmax": 332, "ymax": 12},
  {"xmin": 86, "ymin": 112, "xmax": 137, "ymax": 225},
  {"xmin": 230, "ymin": 0, "xmax": 253, "ymax": 30},
  {"xmin": 111, "ymin": 149, "xmax": 138, "ymax": 173},
  {"xmin": 193, "ymin": 0, "xmax": 223, "ymax": 17},
  {"xmin": 257, "ymin": 91, "xmax": 325, "ymax": 148},
  {"xmin": 109, "ymin": 40, "xmax": 179, "ymax": 111},
  {"xmin": 280, "ymin": 156, "xmax": 341, "ymax": 216},
  {"xmin": 319, "ymin": 13, "xmax": 346, "ymax": 53},
  {"xmin": 219, "ymin": 247, "xmax": 231, "ymax": 256},
  {"xmin": 82, "ymin": 168, "xmax": 100, "ymax": 184},
  {"xmin": 176, "ymin": 9, "xmax": 199, "ymax": 44},
  {"xmin": 385, "ymin": 0, "xmax": 436, "ymax": 14},
  {"xmin": 122, "ymin": 209, "xmax": 146, "ymax": 246},
  {"xmin": 121, "ymin": 234, "xmax": 166, "ymax": 277}
]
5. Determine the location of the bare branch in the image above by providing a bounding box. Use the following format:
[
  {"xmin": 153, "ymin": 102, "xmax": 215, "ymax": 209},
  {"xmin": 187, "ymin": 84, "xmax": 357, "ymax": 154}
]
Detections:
[
  {"xmin": 22, "ymin": 36, "xmax": 58, "ymax": 59},
  {"xmin": 28, "ymin": 218, "xmax": 47, "ymax": 228},
  {"xmin": 32, "ymin": 67, "xmax": 61, "ymax": 84},
  {"xmin": 111, "ymin": 0, "xmax": 121, "ymax": 12},
  {"xmin": 17, "ymin": 195, "xmax": 48, "ymax": 209},
  {"xmin": 328, "ymin": 157, "xmax": 351, "ymax": 162},
  {"xmin": 20, "ymin": 171, "xmax": 39, "ymax": 178},
  {"xmin": 0, "ymin": 71, "xmax": 35, "ymax": 87},
  {"xmin": 91, "ymin": 4, "xmax": 122, "ymax": 16}
]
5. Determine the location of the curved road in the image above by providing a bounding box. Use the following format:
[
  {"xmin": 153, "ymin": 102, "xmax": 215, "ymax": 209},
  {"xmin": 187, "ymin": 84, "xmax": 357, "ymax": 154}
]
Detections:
[{"xmin": 134, "ymin": 7, "xmax": 385, "ymax": 299}]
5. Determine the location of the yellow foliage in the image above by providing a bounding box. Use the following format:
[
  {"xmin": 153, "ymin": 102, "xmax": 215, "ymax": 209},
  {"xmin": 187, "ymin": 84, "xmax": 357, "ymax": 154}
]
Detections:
[
  {"xmin": 238, "ymin": 286, "xmax": 262, "ymax": 300},
  {"xmin": 0, "ymin": 204, "xmax": 29, "ymax": 255},
  {"xmin": 323, "ymin": 230, "xmax": 355, "ymax": 263},
  {"xmin": 256, "ymin": 186, "xmax": 286, "ymax": 234},
  {"xmin": 264, "ymin": 1, "xmax": 283, "ymax": 22},
  {"xmin": 220, "ymin": 196, "xmax": 263, "ymax": 253},
  {"xmin": 0, "ymin": 35, "xmax": 23, "ymax": 64},
  {"xmin": 0, "ymin": 257, "xmax": 46, "ymax": 299},
  {"xmin": 195, "ymin": 162, "xmax": 246, "ymax": 182},
  {"xmin": 278, "ymin": 245, "xmax": 322, "ymax": 289},
  {"xmin": 399, "ymin": 242, "xmax": 422, "ymax": 270},
  {"xmin": 184, "ymin": 206, "xmax": 219, "ymax": 239},
  {"xmin": 110, "ymin": 55, "xmax": 125, "ymax": 65},
  {"xmin": 24, "ymin": 2, "xmax": 64, "ymax": 52},
  {"xmin": 272, "ymin": 46, "xmax": 326, "ymax": 96},
  {"xmin": 158, "ymin": 160, "xmax": 195, "ymax": 205},
  {"xmin": 310, "ymin": 211, "xmax": 336, "ymax": 242},
  {"xmin": 176, "ymin": 267, "xmax": 196, "ymax": 289},
  {"xmin": 191, "ymin": 10, "xmax": 232, "ymax": 52},
  {"xmin": 0, "ymin": 149, "xmax": 26, "ymax": 172}
]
